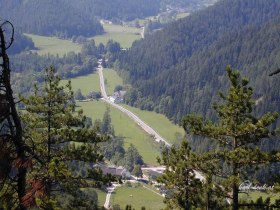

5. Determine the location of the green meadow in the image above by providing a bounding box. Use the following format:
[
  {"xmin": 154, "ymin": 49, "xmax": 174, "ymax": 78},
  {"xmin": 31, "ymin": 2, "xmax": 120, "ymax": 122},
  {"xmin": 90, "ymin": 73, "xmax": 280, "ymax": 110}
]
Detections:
[
  {"xmin": 103, "ymin": 68, "xmax": 124, "ymax": 95},
  {"xmin": 94, "ymin": 188, "xmax": 107, "ymax": 207},
  {"xmin": 239, "ymin": 191, "xmax": 280, "ymax": 203},
  {"xmin": 121, "ymin": 105, "xmax": 184, "ymax": 145},
  {"xmin": 111, "ymin": 185, "xmax": 164, "ymax": 210},
  {"xmin": 176, "ymin": 12, "xmax": 190, "ymax": 19},
  {"xmin": 62, "ymin": 72, "xmax": 100, "ymax": 95},
  {"xmin": 91, "ymin": 24, "xmax": 142, "ymax": 48},
  {"xmin": 102, "ymin": 68, "xmax": 184, "ymax": 145},
  {"xmin": 63, "ymin": 67, "xmax": 184, "ymax": 163},
  {"xmin": 25, "ymin": 33, "xmax": 82, "ymax": 56},
  {"xmin": 81, "ymin": 188, "xmax": 107, "ymax": 208},
  {"xmin": 77, "ymin": 100, "xmax": 160, "ymax": 165}
]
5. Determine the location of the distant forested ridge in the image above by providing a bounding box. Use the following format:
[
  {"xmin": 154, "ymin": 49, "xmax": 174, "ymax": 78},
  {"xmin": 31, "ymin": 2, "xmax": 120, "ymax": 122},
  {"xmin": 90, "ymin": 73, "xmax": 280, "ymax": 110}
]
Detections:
[
  {"xmin": 67, "ymin": 0, "xmax": 161, "ymax": 22},
  {"xmin": 116, "ymin": 0, "xmax": 280, "ymax": 124},
  {"xmin": 67, "ymin": 0, "xmax": 217, "ymax": 22},
  {"xmin": 162, "ymin": 0, "xmax": 218, "ymax": 9},
  {"xmin": 0, "ymin": 0, "xmax": 218, "ymax": 38},
  {"xmin": 0, "ymin": 0, "xmax": 103, "ymax": 38}
]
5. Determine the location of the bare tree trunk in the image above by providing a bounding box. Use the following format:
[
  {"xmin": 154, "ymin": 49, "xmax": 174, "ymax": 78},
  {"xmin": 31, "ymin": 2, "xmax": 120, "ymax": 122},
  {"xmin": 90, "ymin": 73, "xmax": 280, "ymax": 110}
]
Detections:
[{"xmin": 0, "ymin": 22, "xmax": 27, "ymax": 210}]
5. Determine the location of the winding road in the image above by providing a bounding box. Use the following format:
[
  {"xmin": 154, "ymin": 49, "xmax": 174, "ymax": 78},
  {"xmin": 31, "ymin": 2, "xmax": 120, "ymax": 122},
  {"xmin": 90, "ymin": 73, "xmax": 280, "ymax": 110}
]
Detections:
[{"xmin": 97, "ymin": 60, "xmax": 171, "ymax": 147}]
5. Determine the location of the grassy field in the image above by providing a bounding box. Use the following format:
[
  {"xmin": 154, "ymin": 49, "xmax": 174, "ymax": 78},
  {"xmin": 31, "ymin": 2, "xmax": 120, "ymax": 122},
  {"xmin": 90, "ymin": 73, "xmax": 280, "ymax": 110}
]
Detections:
[
  {"xmin": 77, "ymin": 100, "xmax": 161, "ymax": 165},
  {"xmin": 122, "ymin": 105, "xmax": 184, "ymax": 145},
  {"xmin": 25, "ymin": 33, "xmax": 82, "ymax": 56},
  {"xmin": 81, "ymin": 188, "xmax": 107, "ymax": 207},
  {"xmin": 239, "ymin": 191, "xmax": 280, "ymax": 203},
  {"xmin": 103, "ymin": 68, "xmax": 124, "ymax": 95},
  {"xmin": 102, "ymin": 68, "xmax": 184, "ymax": 144},
  {"xmin": 94, "ymin": 188, "xmax": 107, "ymax": 207},
  {"xmin": 62, "ymin": 72, "xmax": 100, "ymax": 95},
  {"xmin": 111, "ymin": 186, "xmax": 164, "ymax": 210},
  {"xmin": 176, "ymin": 12, "xmax": 190, "ymax": 19},
  {"xmin": 91, "ymin": 24, "xmax": 142, "ymax": 48}
]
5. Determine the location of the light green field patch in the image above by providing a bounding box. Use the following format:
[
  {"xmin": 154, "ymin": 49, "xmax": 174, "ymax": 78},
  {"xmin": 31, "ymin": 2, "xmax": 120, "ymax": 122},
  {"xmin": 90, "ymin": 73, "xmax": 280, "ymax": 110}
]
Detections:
[
  {"xmin": 91, "ymin": 24, "xmax": 142, "ymax": 48},
  {"xmin": 103, "ymin": 68, "xmax": 124, "ymax": 95},
  {"xmin": 176, "ymin": 12, "xmax": 190, "ymax": 19},
  {"xmin": 111, "ymin": 186, "xmax": 164, "ymax": 210},
  {"xmin": 62, "ymin": 72, "xmax": 100, "ymax": 96},
  {"xmin": 122, "ymin": 105, "xmax": 184, "ymax": 145},
  {"xmin": 25, "ymin": 33, "xmax": 82, "ymax": 57},
  {"xmin": 103, "ymin": 24, "xmax": 141, "ymax": 34},
  {"xmin": 77, "ymin": 101, "xmax": 161, "ymax": 165},
  {"xmin": 81, "ymin": 188, "xmax": 107, "ymax": 208},
  {"xmin": 94, "ymin": 188, "xmax": 107, "ymax": 207},
  {"xmin": 239, "ymin": 191, "xmax": 280, "ymax": 203}
]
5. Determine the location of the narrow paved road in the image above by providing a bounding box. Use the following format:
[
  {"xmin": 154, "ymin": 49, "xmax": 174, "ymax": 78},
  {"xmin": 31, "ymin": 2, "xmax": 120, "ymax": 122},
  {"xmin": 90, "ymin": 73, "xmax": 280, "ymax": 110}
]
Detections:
[
  {"xmin": 141, "ymin": 26, "xmax": 145, "ymax": 39},
  {"xmin": 97, "ymin": 60, "xmax": 171, "ymax": 147},
  {"xmin": 104, "ymin": 183, "xmax": 120, "ymax": 209}
]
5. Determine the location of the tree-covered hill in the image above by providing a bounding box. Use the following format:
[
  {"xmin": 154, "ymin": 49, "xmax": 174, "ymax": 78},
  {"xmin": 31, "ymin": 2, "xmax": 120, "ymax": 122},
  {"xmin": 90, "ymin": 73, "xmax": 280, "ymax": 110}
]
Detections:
[
  {"xmin": 0, "ymin": 0, "xmax": 103, "ymax": 38},
  {"xmin": 67, "ymin": 0, "xmax": 217, "ymax": 21},
  {"xmin": 117, "ymin": 0, "xmax": 280, "ymax": 123},
  {"xmin": 67, "ymin": 0, "xmax": 161, "ymax": 22},
  {"xmin": 0, "ymin": 0, "xmax": 216, "ymax": 38}
]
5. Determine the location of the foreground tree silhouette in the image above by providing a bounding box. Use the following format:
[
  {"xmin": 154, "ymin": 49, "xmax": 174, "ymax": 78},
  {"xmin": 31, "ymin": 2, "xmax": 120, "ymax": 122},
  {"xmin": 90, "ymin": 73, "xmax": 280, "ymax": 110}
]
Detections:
[
  {"xmin": 20, "ymin": 67, "xmax": 107, "ymax": 209},
  {"xmin": 0, "ymin": 21, "xmax": 28, "ymax": 210},
  {"xmin": 183, "ymin": 67, "xmax": 279, "ymax": 210}
]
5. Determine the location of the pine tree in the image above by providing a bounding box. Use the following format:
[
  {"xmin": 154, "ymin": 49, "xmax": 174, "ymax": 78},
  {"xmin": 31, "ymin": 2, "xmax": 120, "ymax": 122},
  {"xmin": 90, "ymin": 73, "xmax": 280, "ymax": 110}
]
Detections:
[
  {"xmin": 182, "ymin": 66, "xmax": 279, "ymax": 210},
  {"xmin": 157, "ymin": 141, "xmax": 204, "ymax": 210},
  {"xmin": 20, "ymin": 67, "xmax": 107, "ymax": 209}
]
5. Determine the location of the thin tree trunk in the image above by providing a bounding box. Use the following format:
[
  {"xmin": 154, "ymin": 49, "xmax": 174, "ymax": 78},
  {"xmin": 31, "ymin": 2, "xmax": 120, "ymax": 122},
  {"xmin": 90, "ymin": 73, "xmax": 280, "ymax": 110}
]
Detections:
[
  {"xmin": 232, "ymin": 136, "xmax": 239, "ymax": 210},
  {"xmin": 0, "ymin": 24, "xmax": 27, "ymax": 210}
]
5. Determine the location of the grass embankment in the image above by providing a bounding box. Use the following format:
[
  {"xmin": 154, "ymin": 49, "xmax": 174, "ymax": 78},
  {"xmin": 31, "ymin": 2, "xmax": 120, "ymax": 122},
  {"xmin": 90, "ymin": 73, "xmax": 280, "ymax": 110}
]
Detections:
[
  {"xmin": 24, "ymin": 33, "xmax": 82, "ymax": 56},
  {"xmin": 111, "ymin": 185, "xmax": 164, "ymax": 210},
  {"xmin": 91, "ymin": 24, "xmax": 142, "ymax": 48}
]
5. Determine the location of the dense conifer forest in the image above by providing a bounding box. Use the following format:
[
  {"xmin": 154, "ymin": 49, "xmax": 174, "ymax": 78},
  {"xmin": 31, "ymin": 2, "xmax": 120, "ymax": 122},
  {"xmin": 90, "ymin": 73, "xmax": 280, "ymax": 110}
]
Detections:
[
  {"xmin": 0, "ymin": 0, "xmax": 103, "ymax": 37},
  {"xmin": 116, "ymin": 0, "xmax": 280, "ymax": 125},
  {"xmin": 0, "ymin": 0, "xmax": 217, "ymax": 38}
]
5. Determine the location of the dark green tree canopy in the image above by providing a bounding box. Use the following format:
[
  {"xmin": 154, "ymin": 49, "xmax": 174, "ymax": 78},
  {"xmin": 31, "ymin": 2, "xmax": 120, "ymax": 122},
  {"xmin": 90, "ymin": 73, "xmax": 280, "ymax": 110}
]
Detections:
[
  {"xmin": 20, "ymin": 67, "xmax": 107, "ymax": 209},
  {"xmin": 182, "ymin": 67, "xmax": 279, "ymax": 210}
]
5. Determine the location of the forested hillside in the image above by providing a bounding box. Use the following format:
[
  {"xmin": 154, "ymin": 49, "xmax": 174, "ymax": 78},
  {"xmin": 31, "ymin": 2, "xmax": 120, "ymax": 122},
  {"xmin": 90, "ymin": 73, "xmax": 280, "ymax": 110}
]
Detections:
[
  {"xmin": 0, "ymin": 0, "xmax": 217, "ymax": 38},
  {"xmin": 117, "ymin": 0, "xmax": 280, "ymax": 125},
  {"xmin": 67, "ymin": 0, "xmax": 161, "ymax": 22},
  {"xmin": 67, "ymin": 0, "xmax": 217, "ymax": 21},
  {"xmin": 0, "ymin": 0, "xmax": 103, "ymax": 37},
  {"xmin": 162, "ymin": 0, "xmax": 217, "ymax": 9}
]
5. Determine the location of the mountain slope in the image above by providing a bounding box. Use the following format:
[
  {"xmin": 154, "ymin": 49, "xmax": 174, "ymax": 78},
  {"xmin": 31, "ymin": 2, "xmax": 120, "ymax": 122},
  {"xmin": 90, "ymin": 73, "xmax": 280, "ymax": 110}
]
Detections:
[{"xmin": 117, "ymin": 0, "xmax": 280, "ymax": 123}]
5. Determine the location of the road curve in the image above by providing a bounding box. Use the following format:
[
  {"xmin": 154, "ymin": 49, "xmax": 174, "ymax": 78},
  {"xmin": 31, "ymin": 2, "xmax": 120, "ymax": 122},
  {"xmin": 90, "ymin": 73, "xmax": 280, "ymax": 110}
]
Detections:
[{"xmin": 97, "ymin": 60, "xmax": 171, "ymax": 147}]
